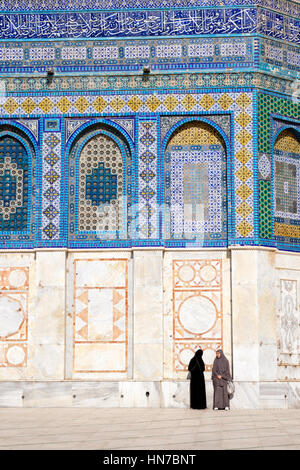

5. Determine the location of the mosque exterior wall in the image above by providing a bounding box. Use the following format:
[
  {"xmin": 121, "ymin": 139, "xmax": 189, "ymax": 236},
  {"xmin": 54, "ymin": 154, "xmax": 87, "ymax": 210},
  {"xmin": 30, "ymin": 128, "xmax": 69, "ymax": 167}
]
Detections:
[
  {"xmin": 0, "ymin": 0, "xmax": 299, "ymax": 407},
  {"xmin": 0, "ymin": 247, "xmax": 299, "ymax": 409}
]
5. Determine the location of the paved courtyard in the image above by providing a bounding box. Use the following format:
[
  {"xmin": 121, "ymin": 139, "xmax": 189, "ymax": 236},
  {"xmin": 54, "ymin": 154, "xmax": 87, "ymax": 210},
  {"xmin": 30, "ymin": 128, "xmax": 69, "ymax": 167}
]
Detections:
[{"xmin": 0, "ymin": 408, "xmax": 300, "ymax": 450}]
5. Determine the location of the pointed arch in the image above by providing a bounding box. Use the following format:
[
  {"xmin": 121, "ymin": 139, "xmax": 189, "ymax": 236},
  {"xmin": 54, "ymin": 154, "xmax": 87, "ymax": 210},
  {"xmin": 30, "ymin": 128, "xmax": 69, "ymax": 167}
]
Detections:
[
  {"xmin": 273, "ymin": 128, "xmax": 300, "ymax": 224},
  {"xmin": 163, "ymin": 120, "xmax": 228, "ymax": 243},
  {"xmin": 0, "ymin": 126, "xmax": 35, "ymax": 233},
  {"xmin": 68, "ymin": 123, "xmax": 132, "ymax": 243}
]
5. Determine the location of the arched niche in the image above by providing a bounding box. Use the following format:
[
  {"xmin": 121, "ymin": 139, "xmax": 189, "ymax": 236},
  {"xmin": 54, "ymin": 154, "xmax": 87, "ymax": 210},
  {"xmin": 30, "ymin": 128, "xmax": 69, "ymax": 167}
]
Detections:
[
  {"xmin": 164, "ymin": 121, "xmax": 227, "ymax": 243},
  {"xmin": 274, "ymin": 128, "xmax": 300, "ymax": 221},
  {"xmin": 0, "ymin": 128, "xmax": 34, "ymax": 233},
  {"xmin": 68, "ymin": 124, "xmax": 132, "ymax": 241}
]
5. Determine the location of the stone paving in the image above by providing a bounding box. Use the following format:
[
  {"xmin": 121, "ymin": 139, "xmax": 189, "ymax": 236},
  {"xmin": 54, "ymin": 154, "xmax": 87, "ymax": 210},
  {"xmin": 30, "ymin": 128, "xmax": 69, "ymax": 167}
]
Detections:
[{"xmin": 0, "ymin": 408, "xmax": 300, "ymax": 450}]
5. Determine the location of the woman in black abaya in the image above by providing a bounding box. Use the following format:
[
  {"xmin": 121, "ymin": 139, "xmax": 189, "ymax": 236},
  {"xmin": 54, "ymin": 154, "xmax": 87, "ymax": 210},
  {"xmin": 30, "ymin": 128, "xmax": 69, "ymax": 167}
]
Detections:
[{"xmin": 188, "ymin": 349, "xmax": 207, "ymax": 409}]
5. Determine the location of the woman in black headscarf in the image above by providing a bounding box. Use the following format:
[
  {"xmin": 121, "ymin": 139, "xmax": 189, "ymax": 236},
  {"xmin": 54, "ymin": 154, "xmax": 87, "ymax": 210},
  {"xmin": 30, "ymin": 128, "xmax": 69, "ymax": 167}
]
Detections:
[
  {"xmin": 188, "ymin": 349, "xmax": 207, "ymax": 409},
  {"xmin": 211, "ymin": 349, "xmax": 231, "ymax": 410}
]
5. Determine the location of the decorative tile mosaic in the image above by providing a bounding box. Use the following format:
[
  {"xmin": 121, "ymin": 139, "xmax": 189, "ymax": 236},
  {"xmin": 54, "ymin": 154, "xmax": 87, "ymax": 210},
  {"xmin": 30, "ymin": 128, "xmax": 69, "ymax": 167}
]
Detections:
[
  {"xmin": 78, "ymin": 133, "xmax": 124, "ymax": 233},
  {"xmin": 164, "ymin": 122, "xmax": 227, "ymax": 242},
  {"xmin": 259, "ymin": 180, "xmax": 272, "ymax": 239},
  {"xmin": 0, "ymin": 9, "xmax": 257, "ymax": 41},
  {"xmin": 1, "ymin": 72, "xmax": 293, "ymax": 95},
  {"xmin": 258, "ymin": 93, "xmax": 300, "ymax": 247},
  {"xmin": 260, "ymin": 38, "xmax": 300, "ymax": 76},
  {"xmin": 0, "ymin": 89, "xmax": 254, "ymax": 245},
  {"xmin": 15, "ymin": 120, "xmax": 39, "ymax": 142},
  {"xmin": 1, "ymin": 0, "xmax": 299, "ymax": 17},
  {"xmin": 0, "ymin": 37, "xmax": 255, "ymax": 74},
  {"xmin": 138, "ymin": 119, "xmax": 158, "ymax": 239},
  {"xmin": 173, "ymin": 259, "xmax": 223, "ymax": 373},
  {"xmin": 41, "ymin": 131, "xmax": 62, "ymax": 240},
  {"xmin": 68, "ymin": 124, "xmax": 132, "ymax": 245},
  {"xmin": 0, "ymin": 134, "xmax": 29, "ymax": 232},
  {"xmin": 274, "ymin": 130, "xmax": 300, "ymax": 244},
  {"xmin": 258, "ymin": 153, "xmax": 271, "ymax": 181}
]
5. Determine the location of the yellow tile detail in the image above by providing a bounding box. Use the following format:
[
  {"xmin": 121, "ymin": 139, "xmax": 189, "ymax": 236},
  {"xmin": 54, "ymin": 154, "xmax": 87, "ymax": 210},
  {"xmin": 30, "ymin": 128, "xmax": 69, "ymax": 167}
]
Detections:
[
  {"xmin": 236, "ymin": 201, "xmax": 253, "ymax": 218},
  {"xmin": 235, "ymin": 112, "xmax": 252, "ymax": 128},
  {"xmin": 235, "ymin": 166, "xmax": 252, "ymax": 182},
  {"xmin": 182, "ymin": 94, "xmax": 197, "ymax": 111},
  {"xmin": 110, "ymin": 97, "xmax": 125, "ymax": 112},
  {"xmin": 39, "ymin": 97, "xmax": 54, "ymax": 113},
  {"xmin": 127, "ymin": 96, "xmax": 143, "ymax": 112},
  {"xmin": 236, "ymin": 148, "xmax": 252, "ymax": 164},
  {"xmin": 167, "ymin": 121, "xmax": 224, "ymax": 147},
  {"xmin": 57, "ymin": 97, "xmax": 71, "ymax": 113},
  {"xmin": 236, "ymin": 129, "xmax": 252, "ymax": 146},
  {"xmin": 93, "ymin": 96, "xmax": 107, "ymax": 113},
  {"xmin": 236, "ymin": 184, "xmax": 253, "ymax": 200},
  {"xmin": 275, "ymin": 223, "xmax": 300, "ymax": 239},
  {"xmin": 218, "ymin": 94, "xmax": 234, "ymax": 110},
  {"xmin": 21, "ymin": 98, "xmax": 36, "ymax": 114},
  {"xmin": 236, "ymin": 93, "xmax": 252, "ymax": 109},
  {"xmin": 163, "ymin": 95, "xmax": 179, "ymax": 111},
  {"xmin": 3, "ymin": 98, "xmax": 18, "ymax": 114},
  {"xmin": 237, "ymin": 220, "xmax": 253, "ymax": 237},
  {"xmin": 75, "ymin": 97, "xmax": 89, "ymax": 113},
  {"xmin": 274, "ymin": 129, "xmax": 300, "ymax": 154},
  {"xmin": 146, "ymin": 95, "xmax": 161, "ymax": 112},
  {"xmin": 199, "ymin": 94, "xmax": 215, "ymax": 110}
]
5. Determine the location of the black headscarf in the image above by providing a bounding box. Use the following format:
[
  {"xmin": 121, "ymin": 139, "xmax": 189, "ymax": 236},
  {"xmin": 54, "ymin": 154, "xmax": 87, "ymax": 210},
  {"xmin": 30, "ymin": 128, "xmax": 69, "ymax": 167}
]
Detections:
[{"xmin": 194, "ymin": 349, "xmax": 205, "ymax": 368}]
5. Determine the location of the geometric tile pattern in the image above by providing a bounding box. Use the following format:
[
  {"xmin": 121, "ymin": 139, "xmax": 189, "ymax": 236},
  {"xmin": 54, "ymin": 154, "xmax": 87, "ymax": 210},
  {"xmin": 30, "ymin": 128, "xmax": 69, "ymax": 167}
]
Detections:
[
  {"xmin": 274, "ymin": 130, "xmax": 300, "ymax": 243},
  {"xmin": 2, "ymin": 72, "xmax": 296, "ymax": 96},
  {"xmin": 0, "ymin": 135, "xmax": 28, "ymax": 232},
  {"xmin": 78, "ymin": 133, "xmax": 123, "ymax": 233},
  {"xmin": 68, "ymin": 125, "xmax": 132, "ymax": 245},
  {"xmin": 258, "ymin": 93, "xmax": 300, "ymax": 246},
  {"xmin": 258, "ymin": 94, "xmax": 300, "ymax": 154},
  {"xmin": 138, "ymin": 119, "xmax": 158, "ymax": 239},
  {"xmin": 164, "ymin": 122, "xmax": 227, "ymax": 242},
  {"xmin": 0, "ymin": 89, "xmax": 254, "ymax": 244},
  {"xmin": 0, "ymin": 0, "xmax": 298, "ymax": 16},
  {"xmin": 42, "ymin": 132, "xmax": 62, "ymax": 240},
  {"xmin": 259, "ymin": 180, "xmax": 272, "ymax": 239},
  {"xmin": 173, "ymin": 259, "xmax": 223, "ymax": 373},
  {"xmin": 0, "ymin": 36, "xmax": 255, "ymax": 75},
  {"xmin": 0, "ymin": 267, "xmax": 28, "ymax": 368}
]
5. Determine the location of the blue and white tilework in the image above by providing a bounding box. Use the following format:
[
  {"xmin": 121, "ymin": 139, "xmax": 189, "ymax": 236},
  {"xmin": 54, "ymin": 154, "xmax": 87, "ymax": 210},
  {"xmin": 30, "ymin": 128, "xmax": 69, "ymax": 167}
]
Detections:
[
  {"xmin": 138, "ymin": 119, "xmax": 158, "ymax": 239},
  {"xmin": 41, "ymin": 132, "xmax": 62, "ymax": 240}
]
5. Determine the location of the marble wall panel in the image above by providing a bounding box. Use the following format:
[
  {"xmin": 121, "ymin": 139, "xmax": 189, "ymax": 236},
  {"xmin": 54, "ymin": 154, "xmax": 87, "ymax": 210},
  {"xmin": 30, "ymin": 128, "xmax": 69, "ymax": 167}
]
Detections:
[
  {"xmin": 0, "ymin": 254, "xmax": 34, "ymax": 380},
  {"xmin": 275, "ymin": 251, "xmax": 300, "ymax": 381},
  {"xmin": 231, "ymin": 249, "xmax": 260, "ymax": 382},
  {"xmin": 257, "ymin": 250, "xmax": 277, "ymax": 381},
  {"xmin": 163, "ymin": 251, "xmax": 231, "ymax": 381},
  {"xmin": 66, "ymin": 252, "xmax": 131, "ymax": 380},
  {"xmin": 28, "ymin": 251, "xmax": 65, "ymax": 380},
  {"xmin": 133, "ymin": 251, "xmax": 163, "ymax": 381}
]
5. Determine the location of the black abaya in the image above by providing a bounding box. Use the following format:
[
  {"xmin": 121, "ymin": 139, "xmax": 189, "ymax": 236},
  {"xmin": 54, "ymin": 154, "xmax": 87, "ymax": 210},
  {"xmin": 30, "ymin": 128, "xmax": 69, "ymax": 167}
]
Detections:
[{"xmin": 188, "ymin": 350, "xmax": 207, "ymax": 409}]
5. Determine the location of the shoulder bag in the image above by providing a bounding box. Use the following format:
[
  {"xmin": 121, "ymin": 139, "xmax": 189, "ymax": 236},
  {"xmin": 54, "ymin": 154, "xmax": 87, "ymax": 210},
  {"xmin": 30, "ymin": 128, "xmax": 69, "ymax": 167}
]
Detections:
[{"xmin": 227, "ymin": 380, "xmax": 235, "ymax": 399}]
